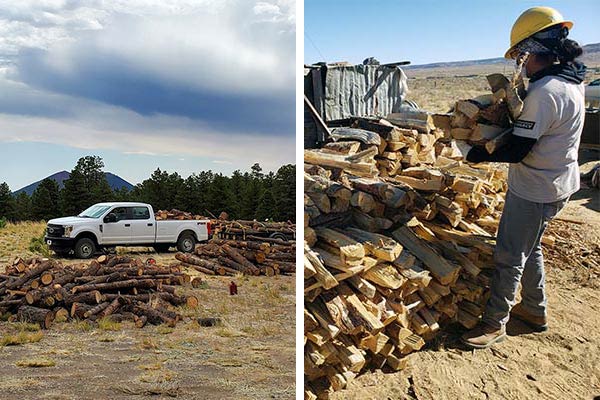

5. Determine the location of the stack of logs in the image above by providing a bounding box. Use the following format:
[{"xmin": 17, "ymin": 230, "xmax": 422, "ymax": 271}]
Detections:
[
  {"xmin": 442, "ymin": 71, "xmax": 525, "ymax": 154},
  {"xmin": 212, "ymin": 220, "xmax": 296, "ymax": 241},
  {"xmin": 304, "ymin": 100, "xmax": 517, "ymax": 397},
  {"xmin": 0, "ymin": 255, "xmax": 199, "ymax": 329},
  {"xmin": 305, "ymin": 114, "xmax": 509, "ymax": 234},
  {"xmin": 176, "ymin": 237, "xmax": 295, "ymax": 277},
  {"xmin": 155, "ymin": 209, "xmax": 209, "ymax": 221}
]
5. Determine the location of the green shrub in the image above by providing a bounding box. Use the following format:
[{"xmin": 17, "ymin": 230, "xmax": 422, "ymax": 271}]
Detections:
[
  {"xmin": 0, "ymin": 217, "xmax": 7, "ymax": 229},
  {"xmin": 29, "ymin": 234, "xmax": 51, "ymax": 257}
]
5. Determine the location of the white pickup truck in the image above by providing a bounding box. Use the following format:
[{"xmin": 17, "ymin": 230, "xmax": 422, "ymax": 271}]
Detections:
[{"xmin": 45, "ymin": 202, "xmax": 211, "ymax": 259}]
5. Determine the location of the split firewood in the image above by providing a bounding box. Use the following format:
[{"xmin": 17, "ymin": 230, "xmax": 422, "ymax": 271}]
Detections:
[{"xmin": 303, "ymin": 101, "xmax": 511, "ymax": 397}]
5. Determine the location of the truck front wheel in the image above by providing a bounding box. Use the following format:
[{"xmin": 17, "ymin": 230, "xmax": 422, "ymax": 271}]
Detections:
[
  {"xmin": 177, "ymin": 233, "xmax": 196, "ymax": 253},
  {"xmin": 74, "ymin": 238, "xmax": 96, "ymax": 259}
]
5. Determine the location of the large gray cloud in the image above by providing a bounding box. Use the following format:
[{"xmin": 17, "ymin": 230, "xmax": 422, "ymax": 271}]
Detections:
[{"xmin": 0, "ymin": 0, "xmax": 296, "ymax": 153}]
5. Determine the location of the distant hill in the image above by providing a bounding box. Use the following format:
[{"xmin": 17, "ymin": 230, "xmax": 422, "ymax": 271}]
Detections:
[
  {"xmin": 405, "ymin": 42, "xmax": 600, "ymax": 73},
  {"xmin": 13, "ymin": 171, "xmax": 134, "ymax": 196}
]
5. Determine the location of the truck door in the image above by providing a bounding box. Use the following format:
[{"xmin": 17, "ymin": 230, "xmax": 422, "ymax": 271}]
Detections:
[
  {"xmin": 128, "ymin": 206, "xmax": 155, "ymax": 244},
  {"xmin": 102, "ymin": 207, "xmax": 132, "ymax": 244}
]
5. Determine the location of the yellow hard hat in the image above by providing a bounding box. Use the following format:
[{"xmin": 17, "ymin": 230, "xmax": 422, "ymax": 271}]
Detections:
[{"xmin": 505, "ymin": 6, "xmax": 573, "ymax": 59}]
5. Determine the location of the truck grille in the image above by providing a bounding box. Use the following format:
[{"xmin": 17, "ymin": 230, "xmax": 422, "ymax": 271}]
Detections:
[{"xmin": 46, "ymin": 224, "xmax": 65, "ymax": 238}]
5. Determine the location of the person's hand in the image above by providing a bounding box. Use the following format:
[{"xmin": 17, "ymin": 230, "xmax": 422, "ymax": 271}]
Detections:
[{"xmin": 454, "ymin": 140, "xmax": 473, "ymax": 159}]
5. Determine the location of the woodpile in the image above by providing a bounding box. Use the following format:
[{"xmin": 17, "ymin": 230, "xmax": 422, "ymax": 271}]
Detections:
[
  {"xmin": 155, "ymin": 209, "xmax": 208, "ymax": 220},
  {"xmin": 176, "ymin": 236, "xmax": 296, "ymax": 277},
  {"xmin": 304, "ymin": 103, "xmax": 512, "ymax": 398},
  {"xmin": 445, "ymin": 62, "xmax": 527, "ymax": 153},
  {"xmin": 212, "ymin": 219, "xmax": 296, "ymax": 241},
  {"xmin": 0, "ymin": 255, "xmax": 198, "ymax": 329}
]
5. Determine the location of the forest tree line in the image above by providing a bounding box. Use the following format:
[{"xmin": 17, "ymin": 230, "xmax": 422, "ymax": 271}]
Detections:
[{"xmin": 0, "ymin": 156, "xmax": 295, "ymax": 223}]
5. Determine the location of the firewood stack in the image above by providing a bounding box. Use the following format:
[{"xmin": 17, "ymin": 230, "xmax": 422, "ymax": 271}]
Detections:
[
  {"xmin": 304, "ymin": 105, "xmax": 512, "ymax": 398},
  {"xmin": 176, "ymin": 237, "xmax": 296, "ymax": 277},
  {"xmin": 445, "ymin": 68, "xmax": 526, "ymax": 154},
  {"xmin": 212, "ymin": 220, "xmax": 296, "ymax": 241},
  {"xmin": 155, "ymin": 209, "xmax": 209, "ymax": 220},
  {"xmin": 0, "ymin": 255, "xmax": 199, "ymax": 329}
]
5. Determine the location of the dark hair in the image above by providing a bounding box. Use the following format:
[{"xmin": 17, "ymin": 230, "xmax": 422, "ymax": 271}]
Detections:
[{"xmin": 557, "ymin": 39, "xmax": 583, "ymax": 62}]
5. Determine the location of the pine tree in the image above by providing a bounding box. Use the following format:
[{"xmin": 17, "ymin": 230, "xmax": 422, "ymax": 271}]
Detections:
[
  {"xmin": 205, "ymin": 173, "xmax": 230, "ymax": 216},
  {"xmin": 0, "ymin": 182, "xmax": 16, "ymax": 221},
  {"xmin": 255, "ymin": 183, "xmax": 276, "ymax": 221},
  {"xmin": 112, "ymin": 187, "xmax": 132, "ymax": 202},
  {"xmin": 136, "ymin": 169, "xmax": 184, "ymax": 211},
  {"xmin": 272, "ymin": 164, "xmax": 296, "ymax": 222},
  {"xmin": 31, "ymin": 178, "xmax": 61, "ymax": 221},
  {"xmin": 61, "ymin": 166, "xmax": 92, "ymax": 215},
  {"xmin": 61, "ymin": 156, "xmax": 113, "ymax": 214},
  {"xmin": 14, "ymin": 192, "xmax": 32, "ymax": 221}
]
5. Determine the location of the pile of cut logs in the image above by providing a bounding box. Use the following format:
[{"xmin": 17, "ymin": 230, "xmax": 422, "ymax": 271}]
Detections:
[
  {"xmin": 212, "ymin": 220, "xmax": 296, "ymax": 241},
  {"xmin": 155, "ymin": 209, "xmax": 209, "ymax": 221},
  {"xmin": 0, "ymin": 255, "xmax": 198, "ymax": 329},
  {"xmin": 304, "ymin": 87, "xmax": 519, "ymax": 397},
  {"xmin": 176, "ymin": 237, "xmax": 295, "ymax": 277}
]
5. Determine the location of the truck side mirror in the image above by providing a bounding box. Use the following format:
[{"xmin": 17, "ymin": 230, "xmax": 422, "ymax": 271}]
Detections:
[{"xmin": 104, "ymin": 213, "xmax": 117, "ymax": 223}]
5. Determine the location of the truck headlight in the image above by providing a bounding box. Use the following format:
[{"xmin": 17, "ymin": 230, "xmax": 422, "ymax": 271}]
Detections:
[{"xmin": 63, "ymin": 226, "xmax": 73, "ymax": 237}]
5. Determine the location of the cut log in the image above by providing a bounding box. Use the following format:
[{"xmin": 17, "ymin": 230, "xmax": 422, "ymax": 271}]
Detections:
[
  {"xmin": 17, "ymin": 305, "xmax": 55, "ymax": 329},
  {"xmin": 71, "ymin": 279, "xmax": 158, "ymax": 294}
]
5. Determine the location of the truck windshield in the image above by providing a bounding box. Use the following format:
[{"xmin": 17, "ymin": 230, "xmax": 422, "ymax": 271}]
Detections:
[{"xmin": 78, "ymin": 205, "xmax": 112, "ymax": 218}]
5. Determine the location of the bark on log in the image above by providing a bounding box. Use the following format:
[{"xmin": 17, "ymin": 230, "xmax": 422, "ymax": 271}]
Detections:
[
  {"xmin": 71, "ymin": 279, "xmax": 158, "ymax": 294},
  {"xmin": 221, "ymin": 244, "xmax": 259, "ymax": 274},
  {"xmin": 17, "ymin": 305, "xmax": 55, "ymax": 329}
]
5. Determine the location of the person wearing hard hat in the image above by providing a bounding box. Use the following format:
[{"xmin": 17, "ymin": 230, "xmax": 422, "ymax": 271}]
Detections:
[{"xmin": 459, "ymin": 7, "xmax": 586, "ymax": 349}]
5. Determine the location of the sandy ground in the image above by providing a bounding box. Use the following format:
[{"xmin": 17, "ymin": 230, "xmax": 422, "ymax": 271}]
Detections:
[
  {"xmin": 329, "ymin": 152, "xmax": 600, "ymax": 399},
  {"xmin": 0, "ymin": 238, "xmax": 295, "ymax": 400}
]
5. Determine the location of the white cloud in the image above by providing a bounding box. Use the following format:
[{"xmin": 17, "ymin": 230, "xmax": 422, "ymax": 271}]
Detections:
[
  {"xmin": 0, "ymin": 111, "xmax": 295, "ymax": 171},
  {"xmin": 0, "ymin": 0, "xmax": 296, "ymax": 177}
]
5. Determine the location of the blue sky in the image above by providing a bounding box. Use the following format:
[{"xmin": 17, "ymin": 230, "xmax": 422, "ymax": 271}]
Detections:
[
  {"xmin": 305, "ymin": 0, "xmax": 600, "ymax": 65},
  {"xmin": 0, "ymin": 0, "xmax": 295, "ymax": 190}
]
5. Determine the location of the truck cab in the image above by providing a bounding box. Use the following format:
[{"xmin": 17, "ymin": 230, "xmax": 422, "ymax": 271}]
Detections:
[{"xmin": 45, "ymin": 202, "xmax": 210, "ymax": 259}]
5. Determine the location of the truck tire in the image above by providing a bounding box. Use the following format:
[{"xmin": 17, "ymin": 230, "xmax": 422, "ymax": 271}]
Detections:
[
  {"xmin": 153, "ymin": 244, "xmax": 171, "ymax": 253},
  {"xmin": 177, "ymin": 233, "xmax": 196, "ymax": 253},
  {"xmin": 74, "ymin": 238, "xmax": 96, "ymax": 259},
  {"xmin": 269, "ymin": 232, "xmax": 288, "ymax": 241}
]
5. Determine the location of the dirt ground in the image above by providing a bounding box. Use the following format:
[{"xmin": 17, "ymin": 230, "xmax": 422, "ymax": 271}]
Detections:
[
  {"xmin": 329, "ymin": 70, "xmax": 600, "ymax": 399},
  {"xmin": 0, "ymin": 232, "xmax": 295, "ymax": 400}
]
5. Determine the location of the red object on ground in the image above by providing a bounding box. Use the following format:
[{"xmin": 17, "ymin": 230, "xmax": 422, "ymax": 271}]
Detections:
[{"xmin": 229, "ymin": 281, "xmax": 238, "ymax": 295}]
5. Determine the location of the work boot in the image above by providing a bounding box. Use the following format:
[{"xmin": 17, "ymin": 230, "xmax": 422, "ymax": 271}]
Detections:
[
  {"xmin": 510, "ymin": 303, "xmax": 548, "ymax": 332},
  {"xmin": 461, "ymin": 322, "xmax": 506, "ymax": 349}
]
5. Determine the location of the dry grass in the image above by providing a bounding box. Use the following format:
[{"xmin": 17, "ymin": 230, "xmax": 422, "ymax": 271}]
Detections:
[
  {"xmin": 138, "ymin": 362, "xmax": 163, "ymax": 371},
  {"xmin": 0, "ymin": 228, "xmax": 295, "ymax": 398},
  {"xmin": 12, "ymin": 322, "xmax": 41, "ymax": 332},
  {"xmin": 405, "ymin": 61, "xmax": 600, "ymax": 114},
  {"xmin": 139, "ymin": 337, "xmax": 159, "ymax": 350},
  {"xmin": 97, "ymin": 317, "xmax": 122, "ymax": 331},
  {"xmin": 16, "ymin": 357, "xmax": 56, "ymax": 368},
  {"xmin": 72, "ymin": 320, "xmax": 94, "ymax": 332},
  {"xmin": 156, "ymin": 325, "xmax": 175, "ymax": 335},
  {"xmin": 1, "ymin": 331, "xmax": 44, "ymax": 346},
  {"xmin": 0, "ymin": 221, "xmax": 47, "ymax": 264}
]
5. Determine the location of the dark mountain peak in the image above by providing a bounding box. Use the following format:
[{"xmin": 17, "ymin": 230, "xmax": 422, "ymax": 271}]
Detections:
[{"xmin": 13, "ymin": 172, "xmax": 134, "ymax": 196}]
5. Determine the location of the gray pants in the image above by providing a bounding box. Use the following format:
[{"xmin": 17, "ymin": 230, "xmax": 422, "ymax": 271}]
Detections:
[{"xmin": 482, "ymin": 190, "xmax": 568, "ymax": 329}]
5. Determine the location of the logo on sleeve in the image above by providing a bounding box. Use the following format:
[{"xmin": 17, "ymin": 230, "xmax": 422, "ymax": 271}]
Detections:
[{"xmin": 514, "ymin": 119, "xmax": 535, "ymax": 130}]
